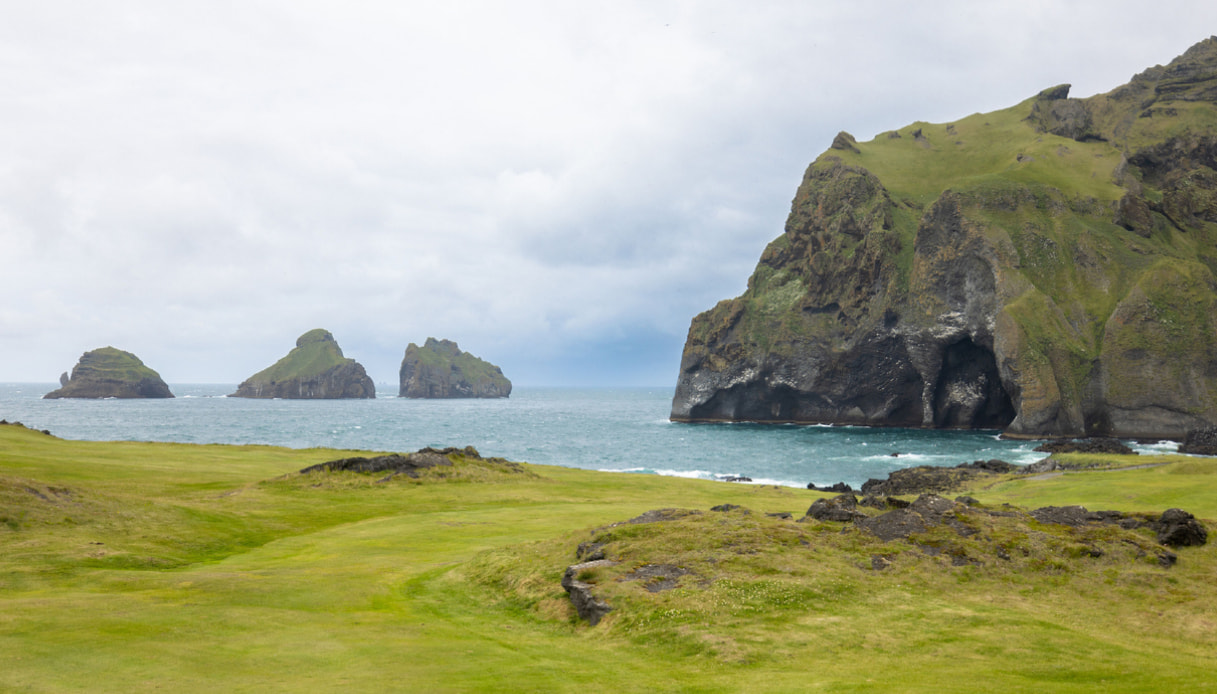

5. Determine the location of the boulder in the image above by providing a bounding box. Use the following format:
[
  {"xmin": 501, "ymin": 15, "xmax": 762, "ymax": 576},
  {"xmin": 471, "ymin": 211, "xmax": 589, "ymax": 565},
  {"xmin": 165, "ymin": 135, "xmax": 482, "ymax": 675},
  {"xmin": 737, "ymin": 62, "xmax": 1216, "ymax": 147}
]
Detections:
[
  {"xmin": 399, "ymin": 338, "xmax": 511, "ymax": 398},
  {"xmin": 230, "ymin": 329, "xmax": 374, "ymax": 399},
  {"xmin": 561, "ymin": 560, "xmax": 617, "ymax": 625},
  {"xmin": 43, "ymin": 347, "xmax": 173, "ymax": 399},
  {"xmin": 804, "ymin": 493, "xmax": 866, "ymax": 522},
  {"xmin": 1155, "ymin": 508, "xmax": 1208, "ymax": 547}
]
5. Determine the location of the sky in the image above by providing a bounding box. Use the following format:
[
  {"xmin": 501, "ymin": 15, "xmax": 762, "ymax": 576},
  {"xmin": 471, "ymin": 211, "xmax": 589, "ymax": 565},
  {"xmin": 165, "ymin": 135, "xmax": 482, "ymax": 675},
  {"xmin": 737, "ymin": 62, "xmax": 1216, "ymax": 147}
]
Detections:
[{"xmin": 2, "ymin": 2, "xmax": 1215, "ymax": 387}]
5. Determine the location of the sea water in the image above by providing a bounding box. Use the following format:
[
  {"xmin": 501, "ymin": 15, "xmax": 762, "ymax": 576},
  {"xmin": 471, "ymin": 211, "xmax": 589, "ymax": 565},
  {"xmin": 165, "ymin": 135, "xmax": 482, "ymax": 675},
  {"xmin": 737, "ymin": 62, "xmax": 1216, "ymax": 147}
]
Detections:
[{"xmin": 0, "ymin": 384, "xmax": 1174, "ymax": 488}]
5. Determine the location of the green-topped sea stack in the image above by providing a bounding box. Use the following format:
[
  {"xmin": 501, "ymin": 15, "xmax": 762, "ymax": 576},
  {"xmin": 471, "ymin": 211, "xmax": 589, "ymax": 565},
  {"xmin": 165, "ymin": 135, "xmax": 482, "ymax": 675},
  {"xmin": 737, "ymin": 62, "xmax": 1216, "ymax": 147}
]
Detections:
[
  {"xmin": 44, "ymin": 347, "xmax": 174, "ymax": 399},
  {"xmin": 673, "ymin": 37, "xmax": 1217, "ymax": 439},
  {"xmin": 399, "ymin": 338, "xmax": 511, "ymax": 398},
  {"xmin": 230, "ymin": 329, "xmax": 375, "ymax": 399}
]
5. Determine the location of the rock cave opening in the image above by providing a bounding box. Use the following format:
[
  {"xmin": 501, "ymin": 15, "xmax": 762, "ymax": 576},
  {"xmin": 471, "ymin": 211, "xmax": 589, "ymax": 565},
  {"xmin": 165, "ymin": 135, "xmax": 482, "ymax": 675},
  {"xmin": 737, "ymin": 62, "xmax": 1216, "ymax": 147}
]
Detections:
[{"xmin": 932, "ymin": 337, "xmax": 1015, "ymax": 429}]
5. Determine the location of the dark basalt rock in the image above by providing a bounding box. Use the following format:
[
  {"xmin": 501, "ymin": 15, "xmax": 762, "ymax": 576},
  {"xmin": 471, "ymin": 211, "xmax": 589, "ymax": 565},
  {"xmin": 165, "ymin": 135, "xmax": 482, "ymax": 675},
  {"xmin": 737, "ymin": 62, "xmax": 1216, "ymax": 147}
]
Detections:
[
  {"xmin": 804, "ymin": 493, "xmax": 866, "ymax": 522},
  {"xmin": 860, "ymin": 459, "xmax": 1016, "ymax": 497},
  {"xmin": 1179, "ymin": 426, "xmax": 1217, "ymax": 455},
  {"xmin": 561, "ymin": 560, "xmax": 617, "ymax": 625},
  {"xmin": 299, "ymin": 446, "xmax": 478, "ymax": 476},
  {"xmin": 808, "ymin": 482, "xmax": 855, "ymax": 493},
  {"xmin": 1156, "ymin": 508, "xmax": 1208, "ymax": 547},
  {"xmin": 671, "ymin": 38, "xmax": 1217, "ymax": 440},
  {"xmin": 1034, "ymin": 438, "xmax": 1136, "ymax": 455},
  {"xmin": 44, "ymin": 347, "xmax": 173, "ymax": 399}
]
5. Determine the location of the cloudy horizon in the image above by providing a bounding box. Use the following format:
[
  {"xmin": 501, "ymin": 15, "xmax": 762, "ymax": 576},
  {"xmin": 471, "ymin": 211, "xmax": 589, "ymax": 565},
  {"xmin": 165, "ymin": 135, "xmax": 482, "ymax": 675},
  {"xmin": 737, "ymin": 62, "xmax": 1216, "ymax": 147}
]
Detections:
[{"xmin": 3, "ymin": 3, "xmax": 1214, "ymax": 388}]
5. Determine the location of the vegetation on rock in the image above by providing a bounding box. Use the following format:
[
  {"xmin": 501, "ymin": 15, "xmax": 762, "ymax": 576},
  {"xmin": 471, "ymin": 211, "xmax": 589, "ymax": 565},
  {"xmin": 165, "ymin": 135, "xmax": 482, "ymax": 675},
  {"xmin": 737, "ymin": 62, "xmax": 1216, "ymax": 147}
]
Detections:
[
  {"xmin": 230, "ymin": 328, "xmax": 375, "ymax": 399},
  {"xmin": 42, "ymin": 346, "xmax": 173, "ymax": 399},
  {"xmin": 399, "ymin": 337, "xmax": 511, "ymax": 398},
  {"xmin": 673, "ymin": 37, "xmax": 1217, "ymax": 439}
]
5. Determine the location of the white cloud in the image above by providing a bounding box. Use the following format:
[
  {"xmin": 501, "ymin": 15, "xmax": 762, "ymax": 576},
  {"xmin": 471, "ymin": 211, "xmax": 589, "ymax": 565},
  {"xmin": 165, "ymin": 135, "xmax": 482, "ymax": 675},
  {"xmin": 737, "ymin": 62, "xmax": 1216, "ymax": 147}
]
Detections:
[{"xmin": 2, "ymin": 1, "xmax": 1216, "ymax": 385}]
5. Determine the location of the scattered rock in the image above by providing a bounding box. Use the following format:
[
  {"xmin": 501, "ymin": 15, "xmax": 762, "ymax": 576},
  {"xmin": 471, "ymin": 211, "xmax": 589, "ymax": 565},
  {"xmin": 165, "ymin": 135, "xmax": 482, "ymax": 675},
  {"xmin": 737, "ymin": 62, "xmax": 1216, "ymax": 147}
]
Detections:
[
  {"xmin": 808, "ymin": 482, "xmax": 854, "ymax": 493},
  {"xmin": 1034, "ymin": 438, "xmax": 1136, "ymax": 455},
  {"xmin": 711, "ymin": 504, "xmax": 742, "ymax": 512},
  {"xmin": 623, "ymin": 564, "xmax": 691, "ymax": 593},
  {"xmin": 860, "ymin": 460, "xmax": 1017, "ymax": 497},
  {"xmin": 804, "ymin": 493, "xmax": 866, "ymax": 522},
  {"xmin": 719, "ymin": 476, "xmax": 752, "ymax": 483},
  {"xmin": 299, "ymin": 446, "xmax": 479, "ymax": 476}
]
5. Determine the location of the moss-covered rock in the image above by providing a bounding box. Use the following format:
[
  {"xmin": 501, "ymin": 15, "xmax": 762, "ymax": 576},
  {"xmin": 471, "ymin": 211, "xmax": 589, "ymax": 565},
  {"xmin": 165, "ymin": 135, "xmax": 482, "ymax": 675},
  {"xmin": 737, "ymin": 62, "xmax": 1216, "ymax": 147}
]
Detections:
[
  {"xmin": 43, "ymin": 347, "xmax": 173, "ymax": 399},
  {"xmin": 673, "ymin": 37, "xmax": 1217, "ymax": 439},
  {"xmin": 399, "ymin": 338, "xmax": 511, "ymax": 398},
  {"xmin": 230, "ymin": 329, "xmax": 374, "ymax": 399}
]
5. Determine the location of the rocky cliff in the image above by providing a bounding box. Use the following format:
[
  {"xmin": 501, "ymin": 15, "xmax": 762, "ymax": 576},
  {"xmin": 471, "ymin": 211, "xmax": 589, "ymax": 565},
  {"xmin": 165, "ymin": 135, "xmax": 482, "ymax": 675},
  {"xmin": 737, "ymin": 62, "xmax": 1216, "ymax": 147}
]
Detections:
[
  {"xmin": 44, "ymin": 347, "xmax": 173, "ymax": 399},
  {"xmin": 230, "ymin": 329, "xmax": 375, "ymax": 399},
  {"xmin": 673, "ymin": 37, "xmax": 1217, "ymax": 439},
  {"xmin": 399, "ymin": 338, "xmax": 511, "ymax": 398}
]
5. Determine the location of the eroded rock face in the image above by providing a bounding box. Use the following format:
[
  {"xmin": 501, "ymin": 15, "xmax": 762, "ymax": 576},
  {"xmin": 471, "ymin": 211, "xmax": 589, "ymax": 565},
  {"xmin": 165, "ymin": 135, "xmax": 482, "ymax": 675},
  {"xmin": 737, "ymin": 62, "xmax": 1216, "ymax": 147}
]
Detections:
[
  {"xmin": 399, "ymin": 338, "xmax": 511, "ymax": 399},
  {"xmin": 561, "ymin": 560, "xmax": 617, "ymax": 625},
  {"xmin": 230, "ymin": 329, "xmax": 374, "ymax": 399},
  {"xmin": 44, "ymin": 347, "xmax": 173, "ymax": 399},
  {"xmin": 672, "ymin": 37, "xmax": 1217, "ymax": 439}
]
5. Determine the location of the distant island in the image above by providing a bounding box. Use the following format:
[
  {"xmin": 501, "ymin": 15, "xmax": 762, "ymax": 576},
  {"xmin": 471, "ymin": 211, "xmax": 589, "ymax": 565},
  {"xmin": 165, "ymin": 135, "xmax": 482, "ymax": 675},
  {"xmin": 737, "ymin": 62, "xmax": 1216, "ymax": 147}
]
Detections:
[
  {"xmin": 399, "ymin": 338, "xmax": 511, "ymax": 398},
  {"xmin": 230, "ymin": 329, "xmax": 375, "ymax": 399},
  {"xmin": 43, "ymin": 347, "xmax": 173, "ymax": 399},
  {"xmin": 673, "ymin": 36, "xmax": 1217, "ymax": 440}
]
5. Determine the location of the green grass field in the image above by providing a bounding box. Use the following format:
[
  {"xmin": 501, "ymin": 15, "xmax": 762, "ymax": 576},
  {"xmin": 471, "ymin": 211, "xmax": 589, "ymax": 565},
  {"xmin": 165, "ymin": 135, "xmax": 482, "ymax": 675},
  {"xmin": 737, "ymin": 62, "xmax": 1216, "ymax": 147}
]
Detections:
[{"xmin": 2, "ymin": 422, "xmax": 1215, "ymax": 692}]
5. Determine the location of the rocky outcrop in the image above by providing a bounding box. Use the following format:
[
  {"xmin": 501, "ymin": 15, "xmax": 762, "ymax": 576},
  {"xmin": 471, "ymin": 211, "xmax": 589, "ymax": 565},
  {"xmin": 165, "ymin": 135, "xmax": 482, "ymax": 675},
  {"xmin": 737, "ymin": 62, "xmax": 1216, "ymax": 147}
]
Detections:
[
  {"xmin": 399, "ymin": 338, "xmax": 511, "ymax": 398},
  {"xmin": 672, "ymin": 37, "xmax": 1217, "ymax": 439},
  {"xmin": 230, "ymin": 329, "xmax": 374, "ymax": 399},
  {"xmin": 43, "ymin": 347, "xmax": 173, "ymax": 399}
]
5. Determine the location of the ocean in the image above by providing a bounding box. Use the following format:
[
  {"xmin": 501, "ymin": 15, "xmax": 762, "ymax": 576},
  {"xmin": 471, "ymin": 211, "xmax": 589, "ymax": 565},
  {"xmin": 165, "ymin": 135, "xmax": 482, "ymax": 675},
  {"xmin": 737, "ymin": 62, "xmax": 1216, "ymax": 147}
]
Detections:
[{"xmin": 0, "ymin": 384, "xmax": 1177, "ymax": 488}]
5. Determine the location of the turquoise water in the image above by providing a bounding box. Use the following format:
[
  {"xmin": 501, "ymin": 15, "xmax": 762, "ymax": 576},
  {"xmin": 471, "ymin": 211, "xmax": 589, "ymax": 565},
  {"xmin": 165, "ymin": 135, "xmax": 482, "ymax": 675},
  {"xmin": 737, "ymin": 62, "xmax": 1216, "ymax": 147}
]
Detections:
[{"xmin": 0, "ymin": 384, "xmax": 1171, "ymax": 488}]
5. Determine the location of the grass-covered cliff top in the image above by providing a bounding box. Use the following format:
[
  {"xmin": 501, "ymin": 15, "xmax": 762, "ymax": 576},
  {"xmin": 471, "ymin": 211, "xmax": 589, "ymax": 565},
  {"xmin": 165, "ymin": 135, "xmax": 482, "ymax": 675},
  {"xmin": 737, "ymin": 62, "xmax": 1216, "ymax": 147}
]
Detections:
[
  {"xmin": 66, "ymin": 346, "xmax": 166, "ymax": 384},
  {"xmin": 245, "ymin": 328, "xmax": 353, "ymax": 382},
  {"xmin": 2, "ymin": 422, "xmax": 1216, "ymax": 690},
  {"xmin": 406, "ymin": 337, "xmax": 508, "ymax": 381}
]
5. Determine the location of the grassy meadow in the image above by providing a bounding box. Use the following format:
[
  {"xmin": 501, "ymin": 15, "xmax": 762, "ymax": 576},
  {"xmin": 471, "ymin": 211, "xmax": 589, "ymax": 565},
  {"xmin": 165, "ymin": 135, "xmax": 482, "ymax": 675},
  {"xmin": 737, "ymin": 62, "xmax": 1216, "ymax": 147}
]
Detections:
[{"xmin": 2, "ymin": 422, "xmax": 1216, "ymax": 692}]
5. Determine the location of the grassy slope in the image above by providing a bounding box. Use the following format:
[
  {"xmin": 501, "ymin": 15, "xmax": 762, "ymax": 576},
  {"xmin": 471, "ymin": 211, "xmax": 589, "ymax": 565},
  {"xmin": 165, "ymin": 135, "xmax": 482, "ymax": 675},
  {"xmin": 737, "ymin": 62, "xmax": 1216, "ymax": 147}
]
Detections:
[
  {"xmin": 2, "ymin": 423, "xmax": 1216, "ymax": 692},
  {"xmin": 247, "ymin": 334, "xmax": 351, "ymax": 384}
]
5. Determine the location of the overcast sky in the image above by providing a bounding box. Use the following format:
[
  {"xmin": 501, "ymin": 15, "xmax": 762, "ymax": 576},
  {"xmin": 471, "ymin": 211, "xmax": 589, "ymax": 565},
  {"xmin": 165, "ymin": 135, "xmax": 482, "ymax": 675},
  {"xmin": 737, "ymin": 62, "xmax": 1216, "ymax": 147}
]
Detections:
[{"xmin": 2, "ymin": 2, "xmax": 1213, "ymax": 387}]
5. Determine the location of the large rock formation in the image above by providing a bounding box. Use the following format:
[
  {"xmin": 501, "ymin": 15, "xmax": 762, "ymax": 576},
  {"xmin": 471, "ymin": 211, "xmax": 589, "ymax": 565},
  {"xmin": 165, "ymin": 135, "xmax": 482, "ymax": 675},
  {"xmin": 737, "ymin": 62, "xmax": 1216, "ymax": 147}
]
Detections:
[
  {"xmin": 673, "ymin": 37, "xmax": 1217, "ymax": 439},
  {"xmin": 399, "ymin": 338, "xmax": 511, "ymax": 398},
  {"xmin": 43, "ymin": 347, "xmax": 174, "ymax": 399},
  {"xmin": 230, "ymin": 329, "xmax": 375, "ymax": 399}
]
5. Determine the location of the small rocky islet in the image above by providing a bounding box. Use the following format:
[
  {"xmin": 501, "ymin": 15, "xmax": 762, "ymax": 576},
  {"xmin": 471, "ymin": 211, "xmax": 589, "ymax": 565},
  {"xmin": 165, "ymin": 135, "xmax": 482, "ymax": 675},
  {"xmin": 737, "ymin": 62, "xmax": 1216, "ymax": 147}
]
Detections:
[
  {"xmin": 229, "ymin": 329, "xmax": 375, "ymax": 399},
  {"xmin": 399, "ymin": 337, "xmax": 511, "ymax": 399},
  {"xmin": 43, "ymin": 347, "xmax": 173, "ymax": 399}
]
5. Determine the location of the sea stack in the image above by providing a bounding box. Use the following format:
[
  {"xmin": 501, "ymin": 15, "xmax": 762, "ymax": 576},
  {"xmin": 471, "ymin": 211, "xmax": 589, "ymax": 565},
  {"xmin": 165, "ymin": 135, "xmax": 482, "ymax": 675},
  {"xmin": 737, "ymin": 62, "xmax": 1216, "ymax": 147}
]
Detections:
[
  {"xmin": 230, "ymin": 329, "xmax": 375, "ymax": 399},
  {"xmin": 672, "ymin": 37, "xmax": 1217, "ymax": 440},
  {"xmin": 44, "ymin": 347, "xmax": 174, "ymax": 399},
  {"xmin": 399, "ymin": 338, "xmax": 511, "ymax": 398}
]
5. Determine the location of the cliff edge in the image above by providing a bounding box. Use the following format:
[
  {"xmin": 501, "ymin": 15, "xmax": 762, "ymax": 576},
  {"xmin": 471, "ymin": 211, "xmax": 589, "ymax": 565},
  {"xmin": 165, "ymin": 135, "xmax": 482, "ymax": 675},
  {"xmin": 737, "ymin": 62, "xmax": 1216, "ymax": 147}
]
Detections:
[{"xmin": 673, "ymin": 37, "xmax": 1217, "ymax": 439}]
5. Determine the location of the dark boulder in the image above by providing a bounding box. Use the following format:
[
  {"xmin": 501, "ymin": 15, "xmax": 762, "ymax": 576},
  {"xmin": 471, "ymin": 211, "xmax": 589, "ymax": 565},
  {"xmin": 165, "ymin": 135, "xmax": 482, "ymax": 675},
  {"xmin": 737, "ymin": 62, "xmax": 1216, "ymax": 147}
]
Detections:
[
  {"xmin": 1034, "ymin": 438, "xmax": 1136, "ymax": 455},
  {"xmin": 561, "ymin": 560, "xmax": 617, "ymax": 625},
  {"xmin": 804, "ymin": 493, "xmax": 865, "ymax": 522},
  {"xmin": 1155, "ymin": 508, "xmax": 1208, "ymax": 547},
  {"xmin": 1179, "ymin": 426, "xmax": 1217, "ymax": 455}
]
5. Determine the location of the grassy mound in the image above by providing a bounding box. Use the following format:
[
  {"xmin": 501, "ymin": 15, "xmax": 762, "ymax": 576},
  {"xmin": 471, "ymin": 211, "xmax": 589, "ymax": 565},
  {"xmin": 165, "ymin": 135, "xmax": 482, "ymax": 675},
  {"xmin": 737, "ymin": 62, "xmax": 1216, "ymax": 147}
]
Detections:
[{"xmin": 3, "ymin": 421, "xmax": 1217, "ymax": 691}]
